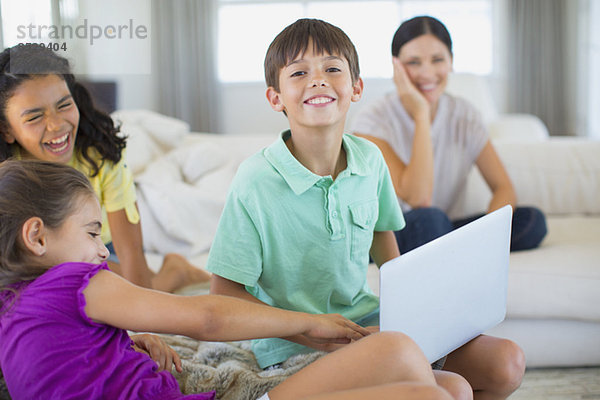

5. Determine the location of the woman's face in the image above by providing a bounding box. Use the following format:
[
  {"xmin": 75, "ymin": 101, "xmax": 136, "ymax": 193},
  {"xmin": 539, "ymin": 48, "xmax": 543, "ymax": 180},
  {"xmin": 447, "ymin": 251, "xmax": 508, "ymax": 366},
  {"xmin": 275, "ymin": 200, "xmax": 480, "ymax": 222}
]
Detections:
[
  {"xmin": 2, "ymin": 74, "xmax": 80, "ymax": 164},
  {"xmin": 398, "ymin": 34, "xmax": 453, "ymax": 110}
]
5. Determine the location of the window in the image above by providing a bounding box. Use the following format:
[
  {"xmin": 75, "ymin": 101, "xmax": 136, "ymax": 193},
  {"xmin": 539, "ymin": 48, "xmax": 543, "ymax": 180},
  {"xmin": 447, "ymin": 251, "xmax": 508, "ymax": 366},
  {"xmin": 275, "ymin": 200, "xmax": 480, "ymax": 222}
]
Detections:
[
  {"xmin": 588, "ymin": 0, "xmax": 600, "ymax": 138},
  {"xmin": 217, "ymin": 0, "xmax": 494, "ymax": 83},
  {"xmin": 1, "ymin": 0, "xmax": 54, "ymax": 48}
]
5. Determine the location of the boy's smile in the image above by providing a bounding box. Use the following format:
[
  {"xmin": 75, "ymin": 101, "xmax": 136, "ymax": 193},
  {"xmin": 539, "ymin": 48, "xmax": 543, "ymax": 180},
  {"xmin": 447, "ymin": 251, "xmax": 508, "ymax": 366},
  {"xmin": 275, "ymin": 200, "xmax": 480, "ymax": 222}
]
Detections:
[
  {"xmin": 266, "ymin": 43, "xmax": 363, "ymax": 134},
  {"xmin": 304, "ymin": 95, "xmax": 335, "ymax": 106}
]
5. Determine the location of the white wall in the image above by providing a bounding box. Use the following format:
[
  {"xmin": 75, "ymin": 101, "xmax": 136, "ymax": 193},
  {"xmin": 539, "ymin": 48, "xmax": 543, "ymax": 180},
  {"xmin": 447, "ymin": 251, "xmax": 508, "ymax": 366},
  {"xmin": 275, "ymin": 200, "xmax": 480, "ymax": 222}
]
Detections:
[
  {"xmin": 75, "ymin": 0, "xmax": 156, "ymax": 111},
  {"xmin": 73, "ymin": 0, "xmax": 591, "ymax": 137},
  {"xmin": 217, "ymin": 75, "xmax": 503, "ymax": 135},
  {"xmin": 217, "ymin": 78, "xmax": 397, "ymax": 135}
]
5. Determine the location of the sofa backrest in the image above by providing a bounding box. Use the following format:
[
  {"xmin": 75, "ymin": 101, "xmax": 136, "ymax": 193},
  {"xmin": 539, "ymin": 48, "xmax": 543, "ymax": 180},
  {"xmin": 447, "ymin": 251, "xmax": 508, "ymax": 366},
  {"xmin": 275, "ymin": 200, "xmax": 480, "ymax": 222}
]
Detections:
[{"xmin": 450, "ymin": 138, "xmax": 600, "ymax": 218}]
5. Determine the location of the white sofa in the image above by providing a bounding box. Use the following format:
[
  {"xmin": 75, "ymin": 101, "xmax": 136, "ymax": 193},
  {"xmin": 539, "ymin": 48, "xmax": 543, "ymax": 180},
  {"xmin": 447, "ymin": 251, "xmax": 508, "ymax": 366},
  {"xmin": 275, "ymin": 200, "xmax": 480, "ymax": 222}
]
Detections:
[{"xmin": 115, "ymin": 106, "xmax": 600, "ymax": 369}]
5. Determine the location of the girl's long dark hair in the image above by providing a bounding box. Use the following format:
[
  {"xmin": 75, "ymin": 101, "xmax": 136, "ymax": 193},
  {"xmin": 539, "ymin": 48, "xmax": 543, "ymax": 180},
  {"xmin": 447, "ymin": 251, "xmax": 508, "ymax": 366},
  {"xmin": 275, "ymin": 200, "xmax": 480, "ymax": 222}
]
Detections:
[
  {"xmin": 0, "ymin": 44, "xmax": 126, "ymax": 176},
  {"xmin": 0, "ymin": 160, "xmax": 96, "ymax": 310}
]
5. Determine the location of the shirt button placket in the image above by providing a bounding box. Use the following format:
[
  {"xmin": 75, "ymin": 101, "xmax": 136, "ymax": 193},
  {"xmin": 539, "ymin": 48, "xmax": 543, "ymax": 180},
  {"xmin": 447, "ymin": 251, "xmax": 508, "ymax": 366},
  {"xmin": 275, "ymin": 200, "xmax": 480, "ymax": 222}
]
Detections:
[{"xmin": 329, "ymin": 186, "xmax": 341, "ymax": 238}]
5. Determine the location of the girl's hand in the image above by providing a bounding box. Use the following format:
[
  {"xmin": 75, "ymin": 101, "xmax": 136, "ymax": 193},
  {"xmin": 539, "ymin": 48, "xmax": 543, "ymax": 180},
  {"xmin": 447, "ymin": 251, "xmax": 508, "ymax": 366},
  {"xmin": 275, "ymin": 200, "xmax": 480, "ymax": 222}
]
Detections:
[
  {"xmin": 130, "ymin": 333, "xmax": 183, "ymax": 373},
  {"xmin": 392, "ymin": 57, "xmax": 430, "ymax": 121},
  {"xmin": 302, "ymin": 313, "xmax": 371, "ymax": 350}
]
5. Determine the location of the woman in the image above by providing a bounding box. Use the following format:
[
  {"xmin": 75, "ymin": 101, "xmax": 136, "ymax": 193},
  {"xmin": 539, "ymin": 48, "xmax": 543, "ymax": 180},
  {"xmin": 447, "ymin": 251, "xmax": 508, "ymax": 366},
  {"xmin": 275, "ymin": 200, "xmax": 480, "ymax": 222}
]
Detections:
[{"xmin": 352, "ymin": 16, "xmax": 547, "ymax": 253}]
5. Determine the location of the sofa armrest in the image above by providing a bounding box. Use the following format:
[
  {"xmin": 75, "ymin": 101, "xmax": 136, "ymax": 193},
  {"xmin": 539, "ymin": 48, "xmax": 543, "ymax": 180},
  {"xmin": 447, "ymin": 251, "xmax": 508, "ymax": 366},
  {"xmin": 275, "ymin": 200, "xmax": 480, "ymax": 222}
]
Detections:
[{"xmin": 454, "ymin": 138, "xmax": 600, "ymax": 217}]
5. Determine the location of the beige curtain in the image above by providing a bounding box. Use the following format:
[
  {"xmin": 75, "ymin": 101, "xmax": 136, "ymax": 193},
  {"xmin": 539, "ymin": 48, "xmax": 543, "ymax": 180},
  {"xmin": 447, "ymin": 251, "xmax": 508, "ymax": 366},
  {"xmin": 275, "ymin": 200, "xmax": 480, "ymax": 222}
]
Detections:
[
  {"xmin": 151, "ymin": 0, "xmax": 219, "ymax": 132},
  {"xmin": 506, "ymin": 0, "xmax": 574, "ymax": 136}
]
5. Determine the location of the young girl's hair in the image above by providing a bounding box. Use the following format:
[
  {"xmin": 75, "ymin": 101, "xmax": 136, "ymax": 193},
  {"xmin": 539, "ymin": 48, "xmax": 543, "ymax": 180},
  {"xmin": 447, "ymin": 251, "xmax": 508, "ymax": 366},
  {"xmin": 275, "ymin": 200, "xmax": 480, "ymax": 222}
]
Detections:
[
  {"xmin": 391, "ymin": 16, "xmax": 453, "ymax": 57},
  {"xmin": 0, "ymin": 160, "xmax": 95, "ymax": 298},
  {"xmin": 0, "ymin": 44, "xmax": 126, "ymax": 176}
]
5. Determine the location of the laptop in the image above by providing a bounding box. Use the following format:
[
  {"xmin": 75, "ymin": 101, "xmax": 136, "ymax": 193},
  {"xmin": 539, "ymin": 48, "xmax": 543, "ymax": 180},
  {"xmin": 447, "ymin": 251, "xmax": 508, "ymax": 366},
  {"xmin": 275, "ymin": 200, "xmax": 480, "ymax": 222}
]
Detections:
[{"xmin": 379, "ymin": 205, "xmax": 512, "ymax": 363}]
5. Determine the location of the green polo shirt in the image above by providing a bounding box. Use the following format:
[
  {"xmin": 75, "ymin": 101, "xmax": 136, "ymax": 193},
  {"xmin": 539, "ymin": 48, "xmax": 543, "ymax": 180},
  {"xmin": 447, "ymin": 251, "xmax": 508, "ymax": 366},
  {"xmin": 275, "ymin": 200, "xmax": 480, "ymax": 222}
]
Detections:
[{"xmin": 207, "ymin": 131, "xmax": 404, "ymax": 368}]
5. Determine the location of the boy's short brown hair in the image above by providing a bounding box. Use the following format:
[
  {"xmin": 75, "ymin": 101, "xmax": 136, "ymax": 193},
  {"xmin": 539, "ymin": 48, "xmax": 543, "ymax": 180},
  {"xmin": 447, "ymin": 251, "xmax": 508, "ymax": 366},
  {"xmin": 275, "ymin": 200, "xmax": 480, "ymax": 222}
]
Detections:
[{"xmin": 264, "ymin": 18, "xmax": 360, "ymax": 92}]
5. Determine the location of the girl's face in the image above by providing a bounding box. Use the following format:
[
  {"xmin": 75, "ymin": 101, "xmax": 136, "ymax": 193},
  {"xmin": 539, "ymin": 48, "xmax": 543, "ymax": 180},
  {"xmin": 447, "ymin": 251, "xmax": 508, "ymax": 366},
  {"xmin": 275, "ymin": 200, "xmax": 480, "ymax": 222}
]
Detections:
[
  {"xmin": 42, "ymin": 194, "xmax": 109, "ymax": 266},
  {"xmin": 398, "ymin": 34, "xmax": 453, "ymax": 111},
  {"xmin": 2, "ymin": 74, "xmax": 80, "ymax": 164}
]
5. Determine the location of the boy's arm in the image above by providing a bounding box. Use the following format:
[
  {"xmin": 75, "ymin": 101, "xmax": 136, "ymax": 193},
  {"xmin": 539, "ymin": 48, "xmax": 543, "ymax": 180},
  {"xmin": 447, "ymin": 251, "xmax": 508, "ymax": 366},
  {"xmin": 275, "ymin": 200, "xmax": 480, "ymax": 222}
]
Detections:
[
  {"xmin": 370, "ymin": 231, "xmax": 400, "ymax": 267},
  {"xmin": 210, "ymin": 274, "xmax": 267, "ymax": 305}
]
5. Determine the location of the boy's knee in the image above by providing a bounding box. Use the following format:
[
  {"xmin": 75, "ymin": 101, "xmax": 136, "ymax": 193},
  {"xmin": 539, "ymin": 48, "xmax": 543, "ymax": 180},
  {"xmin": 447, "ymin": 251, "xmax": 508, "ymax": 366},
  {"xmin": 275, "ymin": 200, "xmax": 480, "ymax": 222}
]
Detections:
[
  {"xmin": 370, "ymin": 331, "xmax": 418, "ymax": 354},
  {"xmin": 435, "ymin": 371, "xmax": 473, "ymax": 400},
  {"xmin": 368, "ymin": 331, "xmax": 428, "ymax": 365},
  {"xmin": 491, "ymin": 339, "xmax": 526, "ymax": 393},
  {"xmin": 416, "ymin": 385, "xmax": 455, "ymax": 400}
]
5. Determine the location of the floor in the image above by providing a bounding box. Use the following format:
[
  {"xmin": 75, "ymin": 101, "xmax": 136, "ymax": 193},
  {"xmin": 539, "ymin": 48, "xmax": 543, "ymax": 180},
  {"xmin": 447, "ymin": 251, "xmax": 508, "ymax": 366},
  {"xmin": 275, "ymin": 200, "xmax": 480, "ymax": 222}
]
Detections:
[{"xmin": 509, "ymin": 367, "xmax": 600, "ymax": 400}]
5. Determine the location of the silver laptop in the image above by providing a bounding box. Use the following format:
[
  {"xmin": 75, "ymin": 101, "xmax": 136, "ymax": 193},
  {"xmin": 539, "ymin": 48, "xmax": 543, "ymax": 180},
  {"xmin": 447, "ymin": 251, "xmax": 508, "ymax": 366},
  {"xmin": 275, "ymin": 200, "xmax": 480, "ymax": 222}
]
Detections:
[{"xmin": 379, "ymin": 205, "xmax": 512, "ymax": 363}]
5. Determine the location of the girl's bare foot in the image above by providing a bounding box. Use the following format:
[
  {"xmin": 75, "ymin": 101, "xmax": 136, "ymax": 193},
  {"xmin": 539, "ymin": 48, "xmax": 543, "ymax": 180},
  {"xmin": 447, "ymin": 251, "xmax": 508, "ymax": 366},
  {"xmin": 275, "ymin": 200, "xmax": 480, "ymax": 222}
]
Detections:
[{"xmin": 152, "ymin": 253, "xmax": 211, "ymax": 293}]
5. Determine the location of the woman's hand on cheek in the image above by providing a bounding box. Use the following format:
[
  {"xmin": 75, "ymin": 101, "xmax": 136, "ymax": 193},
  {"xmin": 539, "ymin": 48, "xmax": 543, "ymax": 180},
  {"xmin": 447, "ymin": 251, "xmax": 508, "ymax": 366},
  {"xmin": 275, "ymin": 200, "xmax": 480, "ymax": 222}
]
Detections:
[
  {"xmin": 392, "ymin": 57, "xmax": 430, "ymax": 121},
  {"xmin": 131, "ymin": 333, "xmax": 183, "ymax": 373}
]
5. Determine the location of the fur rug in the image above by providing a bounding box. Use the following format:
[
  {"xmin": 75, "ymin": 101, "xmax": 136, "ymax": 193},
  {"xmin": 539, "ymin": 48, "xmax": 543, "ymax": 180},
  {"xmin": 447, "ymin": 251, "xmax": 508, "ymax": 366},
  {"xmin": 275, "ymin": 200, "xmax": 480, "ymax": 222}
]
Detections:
[
  {"xmin": 163, "ymin": 336, "xmax": 325, "ymax": 399},
  {"xmin": 0, "ymin": 336, "xmax": 325, "ymax": 400}
]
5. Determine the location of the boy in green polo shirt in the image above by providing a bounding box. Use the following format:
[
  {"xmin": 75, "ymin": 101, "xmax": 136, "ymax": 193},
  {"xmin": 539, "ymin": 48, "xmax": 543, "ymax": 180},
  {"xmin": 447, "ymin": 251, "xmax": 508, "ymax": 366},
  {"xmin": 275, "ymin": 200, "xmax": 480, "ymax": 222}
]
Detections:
[
  {"xmin": 207, "ymin": 18, "xmax": 404, "ymax": 369},
  {"xmin": 207, "ymin": 18, "xmax": 493, "ymax": 400}
]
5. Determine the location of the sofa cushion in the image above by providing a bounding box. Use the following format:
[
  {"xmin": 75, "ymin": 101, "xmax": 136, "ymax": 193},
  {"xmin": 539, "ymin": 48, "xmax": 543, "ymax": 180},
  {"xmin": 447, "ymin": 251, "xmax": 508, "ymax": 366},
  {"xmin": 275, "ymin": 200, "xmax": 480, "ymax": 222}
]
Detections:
[
  {"xmin": 452, "ymin": 138, "xmax": 600, "ymax": 218},
  {"xmin": 506, "ymin": 215, "xmax": 600, "ymax": 322}
]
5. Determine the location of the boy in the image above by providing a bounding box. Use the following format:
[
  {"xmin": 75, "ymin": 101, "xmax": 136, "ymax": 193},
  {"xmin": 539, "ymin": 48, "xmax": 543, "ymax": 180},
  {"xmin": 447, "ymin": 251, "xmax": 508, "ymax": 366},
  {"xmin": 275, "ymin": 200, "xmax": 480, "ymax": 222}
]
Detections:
[
  {"xmin": 209, "ymin": 18, "xmax": 525, "ymax": 400},
  {"xmin": 207, "ymin": 18, "xmax": 403, "ymax": 368}
]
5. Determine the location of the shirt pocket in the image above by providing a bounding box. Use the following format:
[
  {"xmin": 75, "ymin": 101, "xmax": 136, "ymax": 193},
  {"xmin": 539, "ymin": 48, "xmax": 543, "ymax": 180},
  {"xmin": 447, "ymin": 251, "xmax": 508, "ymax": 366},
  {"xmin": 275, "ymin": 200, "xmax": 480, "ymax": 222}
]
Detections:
[{"xmin": 348, "ymin": 199, "xmax": 378, "ymax": 264}]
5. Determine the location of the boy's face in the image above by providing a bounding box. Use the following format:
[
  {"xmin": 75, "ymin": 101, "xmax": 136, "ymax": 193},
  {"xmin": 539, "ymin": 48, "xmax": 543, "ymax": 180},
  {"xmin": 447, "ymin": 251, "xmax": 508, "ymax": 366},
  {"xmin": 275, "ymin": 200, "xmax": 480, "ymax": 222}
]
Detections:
[{"xmin": 266, "ymin": 42, "xmax": 363, "ymax": 132}]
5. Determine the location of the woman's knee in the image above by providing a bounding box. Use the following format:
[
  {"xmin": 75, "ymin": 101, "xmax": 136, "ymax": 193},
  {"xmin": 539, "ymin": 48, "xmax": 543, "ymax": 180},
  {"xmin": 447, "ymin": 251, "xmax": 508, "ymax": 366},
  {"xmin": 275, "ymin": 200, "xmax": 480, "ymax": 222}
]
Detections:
[
  {"xmin": 412, "ymin": 207, "xmax": 453, "ymax": 235},
  {"xmin": 397, "ymin": 207, "xmax": 453, "ymax": 252},
  {"xmin": 511, "ymin": 206, "xmax": 547, "ymax": 251}
]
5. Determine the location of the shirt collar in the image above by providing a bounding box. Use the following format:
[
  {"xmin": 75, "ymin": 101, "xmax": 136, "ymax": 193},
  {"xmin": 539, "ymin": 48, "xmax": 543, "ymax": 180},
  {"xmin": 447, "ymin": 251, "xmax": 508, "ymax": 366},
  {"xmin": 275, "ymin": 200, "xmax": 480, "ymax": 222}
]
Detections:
[{"xmin": 264, "ymin": 130, "xmax": 370, "ymax": 195}]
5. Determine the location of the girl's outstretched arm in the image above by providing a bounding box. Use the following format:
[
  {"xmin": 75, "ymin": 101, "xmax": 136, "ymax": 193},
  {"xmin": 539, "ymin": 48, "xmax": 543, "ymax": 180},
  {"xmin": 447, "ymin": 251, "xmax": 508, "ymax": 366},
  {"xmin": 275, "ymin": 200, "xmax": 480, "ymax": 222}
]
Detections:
[{"xmin": 83, "ymin": 269, "xmax": 370, "ymax": 343}]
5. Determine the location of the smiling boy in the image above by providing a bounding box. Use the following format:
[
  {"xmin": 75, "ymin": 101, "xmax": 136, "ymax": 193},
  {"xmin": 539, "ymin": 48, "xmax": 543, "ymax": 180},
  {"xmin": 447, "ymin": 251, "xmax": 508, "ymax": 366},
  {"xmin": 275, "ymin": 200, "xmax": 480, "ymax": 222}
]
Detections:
[{"xmin": 207, "ymin": 19, "xmax": 404, "ymax": 368}]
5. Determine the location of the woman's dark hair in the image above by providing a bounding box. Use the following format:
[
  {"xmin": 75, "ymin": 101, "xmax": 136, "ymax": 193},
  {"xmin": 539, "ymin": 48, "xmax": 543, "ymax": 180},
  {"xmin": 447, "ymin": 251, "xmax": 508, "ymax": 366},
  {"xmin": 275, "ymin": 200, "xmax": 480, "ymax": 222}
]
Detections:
[
  {"xmin": 0, "ymin": 44, "xmax": 126, "ymax": 176},
  {"xmin": 391, "ymin": 16, "xmax": 453, "ymax": 57},
  {"xmin": 0, "ymin": 159, "xmax": 96, "ymax": 308}
]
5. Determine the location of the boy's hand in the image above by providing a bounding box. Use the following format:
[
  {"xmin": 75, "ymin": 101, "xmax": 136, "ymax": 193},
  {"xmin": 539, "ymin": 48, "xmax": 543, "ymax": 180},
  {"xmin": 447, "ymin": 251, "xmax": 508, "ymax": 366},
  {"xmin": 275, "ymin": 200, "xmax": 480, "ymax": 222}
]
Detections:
[
  {"xmin": 302, "ymin": 314, "xmax": 370, "ymax": 350},
  {"xmin": 365, "ymin": 325, "xmax": 380, "ymax": 334},
  {"xmin": 130, "ymin": 333, "xmax": 183, "ymax": 373},
  {"xmin": 392, "ymin": 57, "xmax": 430, "ymax": 121}
]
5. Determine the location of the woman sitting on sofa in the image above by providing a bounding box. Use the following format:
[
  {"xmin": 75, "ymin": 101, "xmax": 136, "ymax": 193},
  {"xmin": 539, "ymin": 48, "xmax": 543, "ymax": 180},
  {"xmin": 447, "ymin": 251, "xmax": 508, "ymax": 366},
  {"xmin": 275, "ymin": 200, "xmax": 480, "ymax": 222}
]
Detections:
[{"xmin": 352, "ymin": 15, "xmax": 547, "ymax": 253}]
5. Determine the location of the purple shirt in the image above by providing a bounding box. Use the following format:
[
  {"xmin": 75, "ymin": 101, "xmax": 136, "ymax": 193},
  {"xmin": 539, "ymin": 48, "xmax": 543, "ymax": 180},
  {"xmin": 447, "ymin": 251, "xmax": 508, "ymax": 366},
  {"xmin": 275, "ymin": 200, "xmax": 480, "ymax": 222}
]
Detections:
[{"xmin": 0, "ymin": 262, "xmax": 214, "ymax": 400}]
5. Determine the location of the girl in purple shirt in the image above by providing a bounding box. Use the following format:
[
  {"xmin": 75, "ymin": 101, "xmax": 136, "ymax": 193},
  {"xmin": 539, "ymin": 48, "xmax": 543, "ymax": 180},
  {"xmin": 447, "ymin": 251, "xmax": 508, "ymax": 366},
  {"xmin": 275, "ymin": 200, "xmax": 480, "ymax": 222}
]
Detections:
[{"xmin": 0, "ymin": 160, "xmax": 453, "ymax": 400}]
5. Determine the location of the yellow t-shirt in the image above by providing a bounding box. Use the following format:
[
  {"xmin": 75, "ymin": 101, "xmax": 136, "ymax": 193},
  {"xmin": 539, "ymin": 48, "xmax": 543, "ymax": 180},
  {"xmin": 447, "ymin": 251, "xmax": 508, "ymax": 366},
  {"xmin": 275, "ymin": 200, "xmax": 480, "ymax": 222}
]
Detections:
[{"xmin": 14, "ymin": 146, "xmax": 139, "ymax": 244}]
